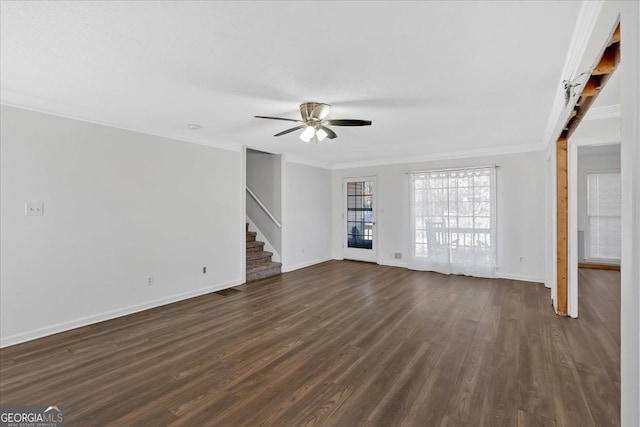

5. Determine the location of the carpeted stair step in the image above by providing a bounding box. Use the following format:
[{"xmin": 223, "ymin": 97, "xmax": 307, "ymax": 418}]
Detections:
[
  {"xmin": 246, "ymin": 240, "xmax": 265, "ymax": 252},
  {"xmin": 247, "ymin": 262, "xmax": 282, "ymax": 282},
  {"xmin": 245, "ymin": 223, "xmax": 281, "ymax": 282},
  {"xmin": 246, "ymin": 250, "xmax": 274, "ymax": 267}
]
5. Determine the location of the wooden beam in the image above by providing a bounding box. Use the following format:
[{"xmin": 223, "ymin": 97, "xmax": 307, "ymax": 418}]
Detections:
[
  {"xmin": 556, "ymin": 137, "xmax": 568, "ymax": 316},
  {"xmin": 593, "ymin": 43, "xmax": 620, "ymax": 75},
  {"xmin": 567, "ymin": 72, "xmax": 615, "ymax": 137},
  {"xmin": 608, "ymin": 24, "xmax": 620, "ymax": 46},
  {"xmin": 581, "ymin": 76, "xmax": 601, "ymax": 97},
  {"xmin": 564, "ymin": 114, "xmax": 577, "ymax": 133}
]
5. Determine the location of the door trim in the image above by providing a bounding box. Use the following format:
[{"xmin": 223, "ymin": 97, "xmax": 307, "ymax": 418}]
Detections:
[{"xmin": 342, "ymin": 176, "xmax": 378, "ymax": 263}]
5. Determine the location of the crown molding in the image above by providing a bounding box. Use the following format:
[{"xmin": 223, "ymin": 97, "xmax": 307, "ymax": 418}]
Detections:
[
  {"xmin": 331, "ymin": 142, "xmax": 545, "ymax": 170},
  {"xmin": 583, "ymin": 104, "xmax": 621, "ymax": 121},
  {"xmin": 283, "ymin": 154, "xmax": 333, "ymax": 170}
]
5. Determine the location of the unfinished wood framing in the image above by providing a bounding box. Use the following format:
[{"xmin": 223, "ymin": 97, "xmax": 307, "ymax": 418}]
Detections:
[
  {"xmin": 581, "ymin": 75, "xmax": 601, "ymax": 97},
  {"xmin": 555, "ymin": 23, "xmax": 620, "ymax": 316},
  {"xmin": 557, "ymin": 136, "xmax": 568, "ymax": 315},
  {"xmin": 564, "ymin": 27, "xmax": 620, "ymax": 138},
  {"xmin": 592, "ymin": 44, "xmax": 620, "ymax": 76}
]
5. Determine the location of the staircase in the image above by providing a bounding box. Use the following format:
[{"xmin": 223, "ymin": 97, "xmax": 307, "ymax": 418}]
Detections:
[{"xmin": 246, "ymin": 223, "xmax": 282, "ymax": 282}]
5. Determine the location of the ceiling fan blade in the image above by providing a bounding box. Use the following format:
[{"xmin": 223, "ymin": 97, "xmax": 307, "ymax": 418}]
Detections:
[
  {"xmin": 273, "ymin": 125, "xmax": 306, "ymax": 137},
  {"xmin": 325, "ymin": 119, "xmax": 372, "ymax": 126},
  {"xmin": 310, "ymin": 103, "xmax": 331, "ymax": 120},
  {"xmin": 320, "ymin": 126, "xmax": 337, "ymax": 139},
  {"xmin": 255, "ymin": 115, "xmax": 302, "ymax": 123}
]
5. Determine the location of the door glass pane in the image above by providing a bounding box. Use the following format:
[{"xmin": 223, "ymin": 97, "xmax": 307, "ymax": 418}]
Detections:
[{"xmin": 347, "ymin": 180, "xmax": 373, "ymax": 249}]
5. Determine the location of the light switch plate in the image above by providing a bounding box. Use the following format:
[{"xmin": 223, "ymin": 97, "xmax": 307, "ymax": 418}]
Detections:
[{"xmin": 25, "ymin": 202, "xmax": 44, "ymax": 216}]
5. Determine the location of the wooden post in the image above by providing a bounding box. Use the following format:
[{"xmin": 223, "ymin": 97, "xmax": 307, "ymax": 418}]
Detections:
[{"xmin": 556, "ymin": 136, "xmax": 568, "ymax": 316}]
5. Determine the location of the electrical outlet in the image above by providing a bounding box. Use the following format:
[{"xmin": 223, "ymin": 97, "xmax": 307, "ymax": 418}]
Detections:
[
  {"xmin": 146, "ymin": 276, "xmax": 154, "ymax": 286},
  {"xmin": 394, "ymin": 252, "xmax": 402, "ymax": 260},
  {"xmin": 519, "ymin": 257, "xmax": 524, "ymax": 263},
  {"xmin": 25, "ymin": 202, "xmax": 44, "ymax": 216},
  {"xmin": 203, "ymin": 266, "xmax": 207, "ymax": 274}
]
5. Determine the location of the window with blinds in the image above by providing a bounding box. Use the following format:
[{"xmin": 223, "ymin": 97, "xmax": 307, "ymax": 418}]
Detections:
[{"xmin": 587, "ymin": 172, "xmax": 621, "ymax": 261}]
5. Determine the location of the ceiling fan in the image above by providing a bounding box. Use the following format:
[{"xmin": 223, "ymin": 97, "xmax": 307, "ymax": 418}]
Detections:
[{"xmin": 255, "ymin": 102, "xmax": 372, "ymax": 143}]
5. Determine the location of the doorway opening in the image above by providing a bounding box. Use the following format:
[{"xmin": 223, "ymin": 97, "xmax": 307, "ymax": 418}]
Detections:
[
  {"xmin": 576, "ymin": 145, "xmax": 621, "ymax": 270},
  {"xmin": 556, "ymin": 22, "xmax": 620, "ymax": 317}
]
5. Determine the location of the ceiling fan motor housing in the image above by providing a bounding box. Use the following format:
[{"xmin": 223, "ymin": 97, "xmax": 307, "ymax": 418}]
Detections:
[{"xmin": 300, "ymin": 102, "xmax": 324, "ymax": 122}]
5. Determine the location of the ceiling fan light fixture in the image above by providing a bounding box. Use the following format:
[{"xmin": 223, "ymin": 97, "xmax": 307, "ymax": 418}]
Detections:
[
  {"xmin": 316, "ymin": 128, "xmax": 328, "ymax": 142},
  {"xmin": 300, "ymin": 125, "xmax": 315, "ymax": 143}
]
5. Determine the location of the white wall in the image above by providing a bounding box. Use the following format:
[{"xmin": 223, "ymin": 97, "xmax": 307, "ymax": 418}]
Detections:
[
  {"xmin": 0, "ymin": 105, "xmax": 243, "ymax": 347},
  {"xmin": 545, "ymin": 143, "xmax": 557, "ymax": 305},
  {"xmin": 246, "ymin": 149, "xmax": 282, "ymax": 219},
  {"xmin": 619, "ymin": 1, "xmax": 640, "ymax": 424},
  {"xmin": 331, "ymin": 151, "xmax": 547, "ymax": 283},
  {"xmin": 281, "ymin": 161, "xmax": 332, "ymax": 272}
]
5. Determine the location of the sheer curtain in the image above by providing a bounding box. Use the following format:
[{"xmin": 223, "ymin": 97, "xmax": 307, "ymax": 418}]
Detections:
[{"xmin": 409, "ymin": 166, "xmax": 497, "ymax": 278}]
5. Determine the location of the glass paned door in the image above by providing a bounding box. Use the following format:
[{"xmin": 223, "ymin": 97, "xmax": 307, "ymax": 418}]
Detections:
[{"xmin": 344, "ymin": 177, "xmax": 376, "ymax": 262}]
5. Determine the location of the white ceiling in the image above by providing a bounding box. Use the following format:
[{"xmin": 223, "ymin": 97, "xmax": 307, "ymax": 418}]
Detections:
[{"xmin": 1, "ymin": 1, "xmax": 590, "ymax": 168}]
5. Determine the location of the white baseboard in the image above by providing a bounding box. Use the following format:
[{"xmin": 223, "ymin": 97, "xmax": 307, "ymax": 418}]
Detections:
[
  {"xmin": 495, "ymin": 272, "xmax": 545, "ymax": 284},
  {"xmin": 377, "ymin": 260, "xmax": 408, "ymax": 268},
  {"xmin": 330, "ymin": 257, "xmax": 407, "ymax": 269},
  {"xmin": 0, "ymin": 279, "xmax": 242, "ymax": 348},
  {"xmin": 282, "ymin": 257, "xmax": 333, "ymax": 273}
]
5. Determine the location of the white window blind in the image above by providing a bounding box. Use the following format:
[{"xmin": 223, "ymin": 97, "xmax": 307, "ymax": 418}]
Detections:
[
  {"xmin": 587, "ymin": 172, "xmax": 621, "ymax": 261},
  {"xmin": 409, "ymin": 166, "xmax": 497, "ymax": 278}
]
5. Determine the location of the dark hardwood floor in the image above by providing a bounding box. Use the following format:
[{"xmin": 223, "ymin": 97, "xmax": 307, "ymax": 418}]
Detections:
[{"xmin": 0, "ymin": 261, "xmax": 620, "ymax": 426}]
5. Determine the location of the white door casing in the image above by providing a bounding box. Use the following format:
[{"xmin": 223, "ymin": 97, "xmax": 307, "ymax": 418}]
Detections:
[{"xmin": 343, "ymin": 176, "xmax": 377, "ymax": 262}]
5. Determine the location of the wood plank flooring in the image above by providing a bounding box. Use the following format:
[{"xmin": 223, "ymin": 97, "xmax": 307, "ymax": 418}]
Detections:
[{"xmin": 0, "ymin": 261, "xmax": 620, "ymax": 426}]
